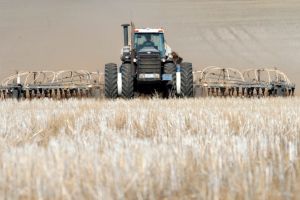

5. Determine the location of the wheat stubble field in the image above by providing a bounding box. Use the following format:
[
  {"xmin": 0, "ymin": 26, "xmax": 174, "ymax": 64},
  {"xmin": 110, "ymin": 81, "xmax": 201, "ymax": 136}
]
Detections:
[{"xmin": 0, "ymin": 98, "xmax": 299, "ymax": 200}]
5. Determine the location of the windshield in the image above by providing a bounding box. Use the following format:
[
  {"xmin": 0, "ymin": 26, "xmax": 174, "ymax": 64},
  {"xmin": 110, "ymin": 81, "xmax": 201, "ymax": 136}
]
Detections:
[{"xmin": 134, "ymin": 33, "xmax": 165, "ymax": 57}]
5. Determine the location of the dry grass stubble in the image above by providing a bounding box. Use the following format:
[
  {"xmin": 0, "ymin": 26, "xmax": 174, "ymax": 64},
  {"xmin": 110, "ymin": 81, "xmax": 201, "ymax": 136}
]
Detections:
[{"xmin": 0, "ymin": 98, "xmax": 299, "ymax": 199}]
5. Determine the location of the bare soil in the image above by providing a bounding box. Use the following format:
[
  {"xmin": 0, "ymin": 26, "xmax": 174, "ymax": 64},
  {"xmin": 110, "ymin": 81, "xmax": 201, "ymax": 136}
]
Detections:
[{"xmin": 0, "ymin": 0, "xmax": 299, "ymax": 92}]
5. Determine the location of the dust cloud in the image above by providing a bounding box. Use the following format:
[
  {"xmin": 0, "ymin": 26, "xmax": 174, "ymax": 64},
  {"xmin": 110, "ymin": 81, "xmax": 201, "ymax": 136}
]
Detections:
[{"xmin": 0, "ymin": 0, "xmax": 299, "ymax": 92}]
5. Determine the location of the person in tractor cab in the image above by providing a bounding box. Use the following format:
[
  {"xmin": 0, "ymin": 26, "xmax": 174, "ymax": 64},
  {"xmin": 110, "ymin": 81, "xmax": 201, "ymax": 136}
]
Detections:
[{"xmin": 142, "ymin": 34, "xmax": 155, "ymax": 48}]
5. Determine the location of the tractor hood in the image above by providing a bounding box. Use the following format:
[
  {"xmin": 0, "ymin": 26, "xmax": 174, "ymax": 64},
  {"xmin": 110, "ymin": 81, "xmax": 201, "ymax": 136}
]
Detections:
[{"xmin": 138, "ymin": 47, "xmax": 160, "ymax": 54}]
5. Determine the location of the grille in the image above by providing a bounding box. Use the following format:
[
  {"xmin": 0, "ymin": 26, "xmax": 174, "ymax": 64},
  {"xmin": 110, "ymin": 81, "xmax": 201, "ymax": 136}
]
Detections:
[{"xmin": 137, "ymin": 52, "xmax": 161, "ymax": 74}]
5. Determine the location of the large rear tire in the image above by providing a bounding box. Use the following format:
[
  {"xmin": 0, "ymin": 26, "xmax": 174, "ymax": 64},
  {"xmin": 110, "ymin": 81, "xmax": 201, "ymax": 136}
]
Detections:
[
  {"xmin": 164, "ymin": 62, "xmax": 176, "ymax": 97},
  {"xmin": 104, "ymin": 63, "xmax": 118, "ymax": 99},
  {"xmin": 180, "ymin": 62, "xmax": 194, "ymax": 97},
  {"xmin": 121, "ymin": 63, "xmax": 134, "ymax": 99}
]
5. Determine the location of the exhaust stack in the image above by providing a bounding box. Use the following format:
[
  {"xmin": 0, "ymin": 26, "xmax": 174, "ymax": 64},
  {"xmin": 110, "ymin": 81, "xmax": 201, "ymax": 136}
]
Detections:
[{"xmin": 121, "ymin": 24, "xmax": 130, "ymax": 46}]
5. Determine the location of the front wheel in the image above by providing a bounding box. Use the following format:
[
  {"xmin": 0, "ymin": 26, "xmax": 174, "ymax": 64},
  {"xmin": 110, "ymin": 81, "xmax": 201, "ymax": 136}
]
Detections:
[
  {"xmin": 121, "ymin": 63, "xmax": 134, "ymax": 99},
  {"xmin": 180, "ymin": 62, "xmax": 194, "ymax": 97},
  {"xmin": 164, "ymin": 62, "xmax": 176, "ymax": 98},
  {"xmin": 104, "ymin": 63, "xmax": 118, "ymax": 98}
]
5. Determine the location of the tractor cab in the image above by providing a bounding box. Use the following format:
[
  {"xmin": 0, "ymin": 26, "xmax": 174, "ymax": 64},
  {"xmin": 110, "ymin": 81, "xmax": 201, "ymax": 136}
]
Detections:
[{"xmin": 133, "ymin": 29, "xmax": 166, "ymax": 58}]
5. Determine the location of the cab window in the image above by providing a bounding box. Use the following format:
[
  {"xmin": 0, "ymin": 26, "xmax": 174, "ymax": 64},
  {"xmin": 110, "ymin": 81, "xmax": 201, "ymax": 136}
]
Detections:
[{"xmin": 134, "ymin": 33, "xmax": 165, "ymax": 57}]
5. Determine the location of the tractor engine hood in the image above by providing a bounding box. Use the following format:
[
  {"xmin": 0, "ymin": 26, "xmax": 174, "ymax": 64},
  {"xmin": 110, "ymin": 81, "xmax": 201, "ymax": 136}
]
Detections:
[{"xmin": 137, "ymin": 47, "xmax": 160, "ymax": 55}]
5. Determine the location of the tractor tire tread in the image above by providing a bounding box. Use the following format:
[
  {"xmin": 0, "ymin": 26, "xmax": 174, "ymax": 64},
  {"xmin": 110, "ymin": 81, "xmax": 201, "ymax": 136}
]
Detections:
[
  {"xmin": 121, "ymin": 63, "xmax": 134, "ymax": 98},
  {"xmin": 181, "ymin": 62, "xmax": 193, "ymax": 97},
  {"xmin": 104, "ymin": 63, "xmax": 118, "ymax": 98}
]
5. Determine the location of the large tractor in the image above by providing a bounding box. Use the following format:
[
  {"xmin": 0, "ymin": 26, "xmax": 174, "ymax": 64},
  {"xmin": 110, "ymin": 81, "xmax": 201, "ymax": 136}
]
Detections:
[{"xmin": 104, "ymin": 23, "xmax": 193, "ymax": 98}]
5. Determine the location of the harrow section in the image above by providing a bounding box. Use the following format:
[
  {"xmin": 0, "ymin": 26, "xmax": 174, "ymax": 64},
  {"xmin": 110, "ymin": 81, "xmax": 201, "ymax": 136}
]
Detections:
[
  {"xmin": 193, "ymin": 67, "xmax": 295, "ymax": 97},
  {"xmin": 0, "ymin": 70, "xmax": 104, "ymax": 100},
  {"xmin": 0, "ymin": 67, "xmax": 295, "ymax": 100}
]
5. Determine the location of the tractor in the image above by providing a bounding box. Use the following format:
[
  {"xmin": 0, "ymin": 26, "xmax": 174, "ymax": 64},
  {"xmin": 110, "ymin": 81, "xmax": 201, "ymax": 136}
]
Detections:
[{"xmin": 104, "ymin": 23, "xmax": 193, "ymax": 98}]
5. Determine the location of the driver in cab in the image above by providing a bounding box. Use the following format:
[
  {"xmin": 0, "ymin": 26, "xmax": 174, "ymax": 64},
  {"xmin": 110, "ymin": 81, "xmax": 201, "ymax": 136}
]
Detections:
[{"xmin": 142, "ymin": 35, "xmax": 155, "ymax": 48}]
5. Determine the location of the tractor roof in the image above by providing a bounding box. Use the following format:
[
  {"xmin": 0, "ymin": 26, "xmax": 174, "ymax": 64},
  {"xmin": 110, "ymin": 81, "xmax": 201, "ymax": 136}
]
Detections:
[{"xmin": 134, "ymin": 28, "xmax": 164, "ymax": 33}]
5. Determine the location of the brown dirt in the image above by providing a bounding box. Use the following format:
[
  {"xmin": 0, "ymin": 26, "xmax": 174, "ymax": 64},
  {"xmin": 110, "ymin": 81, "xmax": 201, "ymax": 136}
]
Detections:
[{"xmin": 0, "ymin": 0, "xmax": 299, "ymax": 92}]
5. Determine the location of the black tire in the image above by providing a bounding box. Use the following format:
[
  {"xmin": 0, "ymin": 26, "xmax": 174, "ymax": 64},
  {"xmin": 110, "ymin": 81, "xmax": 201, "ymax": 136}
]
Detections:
[
  {"xmin": 164, "ymin": 62, "xmax": 176, "ymax": 97},
  {"xmin": 12, "ymin": 89, "xmax": 19, "ymax": 99},
  {"xmin": 104, "ymin": 63, "xmax": 118, "ymax": 98},
  {"xmin": 12, "ymin": 85, "xmax": 22, "ymax": 100},
  {"xmin": 180, "ymin": 62, "xmax": 194, "ymax": 97},
  {"xmin": 121, "ymin": 63, "xmax": 134, "ymax": 98}
]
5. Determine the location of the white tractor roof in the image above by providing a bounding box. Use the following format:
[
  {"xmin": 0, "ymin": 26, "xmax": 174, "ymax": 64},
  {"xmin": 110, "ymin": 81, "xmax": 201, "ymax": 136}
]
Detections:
[{"xmin": 134, "ymin": 28, "xmax": 164, "ymax": 33}]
